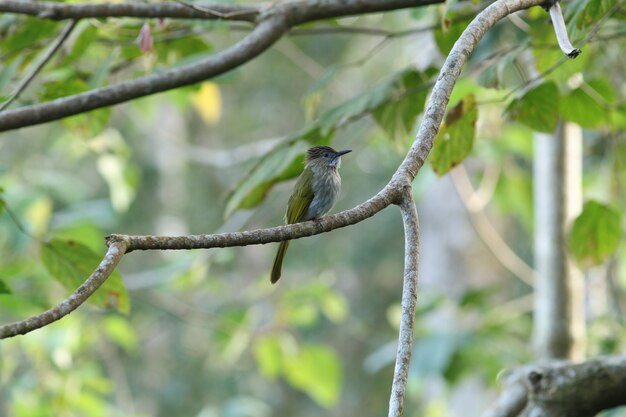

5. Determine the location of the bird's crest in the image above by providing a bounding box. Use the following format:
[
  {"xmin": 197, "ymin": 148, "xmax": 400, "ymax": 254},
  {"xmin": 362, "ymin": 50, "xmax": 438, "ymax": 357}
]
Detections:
[{"xmin": 306, "ymin": 145, "xmax": 336, "ymax": 162}]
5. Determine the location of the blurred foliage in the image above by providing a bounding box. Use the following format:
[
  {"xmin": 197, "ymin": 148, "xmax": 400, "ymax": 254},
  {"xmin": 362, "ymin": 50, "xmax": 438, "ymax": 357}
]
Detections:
[{"xmin": 1, "ymin": 0, "xmax": 626, "ymax": 417}]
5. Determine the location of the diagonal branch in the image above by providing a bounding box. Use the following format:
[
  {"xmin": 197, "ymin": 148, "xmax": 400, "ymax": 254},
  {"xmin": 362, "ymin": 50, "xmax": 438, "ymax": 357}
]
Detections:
[
  {"xmin": 388, "ymin": 187, "xmax": 420, "ymax": 417},
  {"xmin": 0, "ymin": 240, "xmax": 127, "ymax": 338},
  {"xmin": 0, "ymin": 20, "xmax": 78, "ymax": 111},
  {"xmin": 0, "ymin": 0, "xmax": 260, "ymax": 22},
  {"xmin": 0, "ymin": 0, "xmax": 443, "ymax": 133},
  {"xmin": 450, "ymin": 164, "xmax": 535, "ymax": 285},
  {"xmin": 0, "ymin": 14, "xmax": 288, "ymax": 131}
]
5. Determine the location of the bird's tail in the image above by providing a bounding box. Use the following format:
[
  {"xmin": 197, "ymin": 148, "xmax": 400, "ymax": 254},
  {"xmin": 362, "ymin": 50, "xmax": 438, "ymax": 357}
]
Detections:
[{"xmin": 271, "ymin": 240, "xmax": 290, "ymax": 284}]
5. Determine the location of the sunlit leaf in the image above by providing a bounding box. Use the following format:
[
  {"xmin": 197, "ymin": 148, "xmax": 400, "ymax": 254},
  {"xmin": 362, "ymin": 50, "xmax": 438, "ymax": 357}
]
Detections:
[
  {"xmin": 40, "ymin": 239, "xmax": 130, "ymax": 314},
  {"xmin": 191, "ymin": 82, "xmax": 222, "ymax": 125},
  {"xmin": 97, "ymin": 154, "xmax": 139, "ymax": 213},
  {"xmin": 52, "ymin": 222, "xmax": 106, "ymax": 253},
  {"xmin": 431, "ymin": 94, "xmax": 477, "ymax": 175},
  {"xmin": 253, "ymin": 335, "xmax": 283, "ymax": 379},
  {"xmin": 506, "ymin": 82, "xmax": 559, "ymax": 133},
  {"xmin": 103, "ymin": 316, "xmax": 138, "ymax": 353},
  {"xmin": 283, "ymin": 344, "xmax": 342, "ymax": 408},
  {"xmin": 321, "ymin": 291, "xmax": 348, "ymax": 323},
  {"xmin": 568, "ymin": 201, "xmax": 622, "ymax": 267}
]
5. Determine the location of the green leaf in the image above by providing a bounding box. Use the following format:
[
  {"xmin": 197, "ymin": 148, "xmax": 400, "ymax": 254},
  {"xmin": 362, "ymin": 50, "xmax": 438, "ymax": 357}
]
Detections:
[
  {"xmin": 506, "ymin": 82, "xmax": 560, "ymax": 133},
  {"xmin": 103, "ymin": 316, "xmax": 137, "ymax": 353},
  {"xmin": 0, "ymin": 280, "xmax": 11, "ymax": 295},
  {"xmin": 576, "ymin": 0, "xmax": 613, "ymax": 29},
  {"xmin": 3, "ymin": 19, "xmax": 58, "ymax": 51},
  {"xmin": 433, "ymin": 12, "xmax": 473, "ymax": 55},
  {"xmin": 65, "ymin": 22, "xmax": 99, "ymax": 64},
  {"xmin": 40, "ymin": 239, "xmax": 130, "ymax": 313},
  {"xmin": 321, "ymin": 291, "xmax": 348, "ymax": 323},
  {"xmin": 568, "ymin": 201, "xmax": 622, "ymax": 267},
  {"xmin": 319, "ymin": 68, "xmax": 432, "ymax": 135},
  {"xmin": 431, "ymin": 94, "xmax": 477, "ymax": 175},
  {"xmin": 40, "ymin": 78, "xmax": 89, "ymax": 101},
  {"xmin": 372, "ymin": 70, "xmax": 429, "ymax": 145},
  {"xmin": 559, "ymin": 80, "xmax": 612, "ymax": 128},
  {"xmin": 253, "ymin": 335, "xmax": 283, "ymax": 379},
  {"xmin": 284, "ymin": 344, "xmax": 341, "ymax": 408}
]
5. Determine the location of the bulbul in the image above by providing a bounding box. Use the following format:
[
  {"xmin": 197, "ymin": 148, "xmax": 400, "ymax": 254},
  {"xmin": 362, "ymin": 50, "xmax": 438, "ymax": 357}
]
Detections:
[{"xmin": 271, "ymin": 146, "xmax": 351, "ymax": 283}]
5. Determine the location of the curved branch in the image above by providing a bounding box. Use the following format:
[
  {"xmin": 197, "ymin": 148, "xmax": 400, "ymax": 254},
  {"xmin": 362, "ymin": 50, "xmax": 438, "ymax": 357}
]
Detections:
[
  {"xmin": 0, "ymin": 241, "xmax": 127, "ymax": 338},
  {"xmin": 0, "ymin": 0, "xmax": 444, "ymax": 133},
  {"xmin": 0, "ymin": 0, "xmax": 260, "ymax": 22},
  {"xmin": 450, "ymin": 164, "xmax": 535, "ymax": 285},
  {"xmin": 0, "ymin": 20, "xmax": 78, "ymax": 111},
  {"xmin": 0, "ymin": 14, "xmax": 288, "ymax": 132},
  {"xmin": 107, "ymin": 188, "xmax": 400, "ymax": 251},
  {"xmin": 392, "ymin": 0, "xmax": 545, "ymax": 185},
  {"xmin": 388, "ymin": 188, "xmax": 420, "ymax": 417},
  {"xmin": 0, "ymin": 0, "xmax": 444, "ymax": 23},
  {"xmin": 0, "ymin": 1, "xmax": 548, "ymax": 351}
]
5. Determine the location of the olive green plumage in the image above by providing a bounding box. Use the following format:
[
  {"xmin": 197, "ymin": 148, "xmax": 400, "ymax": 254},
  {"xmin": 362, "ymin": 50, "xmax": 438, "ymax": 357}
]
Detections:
[{"xmin": 270, "ymin": 146, "xmax": 351, "ymax": 283}]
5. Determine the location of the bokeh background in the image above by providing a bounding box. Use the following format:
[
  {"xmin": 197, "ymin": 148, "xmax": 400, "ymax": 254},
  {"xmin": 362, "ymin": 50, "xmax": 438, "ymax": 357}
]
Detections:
[{"xmin": 1, "ymin": 1, "xmax": 626, "ymax": 416}]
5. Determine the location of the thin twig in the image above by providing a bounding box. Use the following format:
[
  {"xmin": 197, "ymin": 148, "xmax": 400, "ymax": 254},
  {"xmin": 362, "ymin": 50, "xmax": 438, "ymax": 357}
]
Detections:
[
  {"xmin": 0, "ymin": 0, "xmax": 260, "ymax": 22},
  {"xmin": 0, "ymin": 20, "xmax": 78, "ymax": 111},
  {"xmin": 450, "ymin": 164, "xmax": 535, "ymax": 285},
  {"xmin": 0, "ymin": 241, "xmax": 127, "ymax": 338},
  {"xmin": 171, "ymin": 0, "xmax": 262, "ymax": 20},
  {"xmin": 0, "ymin": 0, "xmax": 446, "ymax": 132}
]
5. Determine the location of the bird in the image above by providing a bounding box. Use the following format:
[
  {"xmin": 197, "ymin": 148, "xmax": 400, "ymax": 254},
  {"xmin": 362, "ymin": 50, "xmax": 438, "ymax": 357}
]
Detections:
[{"xmin": 271, "ymin": 145, "xmax": 351, "ymax": 283}]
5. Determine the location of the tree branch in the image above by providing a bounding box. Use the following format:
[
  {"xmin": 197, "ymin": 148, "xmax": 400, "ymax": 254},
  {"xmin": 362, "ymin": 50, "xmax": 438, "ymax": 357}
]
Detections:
[
  {"xmin": 0, "ymin": 14, "xmax": 288, "ymax": 132},
  {"xmin": 0, "ymin": 20, "xmax": 78, "ymax": 111},
  {"xmin": 0, "ymin": 0, "xmax": 260, "ymax": 22},
  {"xmin": 0, "ymin": 240, "xmax": 127, "ymax": 338},
  {"xmin": 106, "ymin": 188, "xmax": 399, "ymax": 252},
  {"xmin": 483, "ymin": 356, "xmax": 626, "ymax": 417},
  {"xmin": 388, "ymin": 188, "xmax": 420, "ymax": 417},
  {"xmin": 0, "ymin": 0, "xmax": 444, "ymax": 133}
]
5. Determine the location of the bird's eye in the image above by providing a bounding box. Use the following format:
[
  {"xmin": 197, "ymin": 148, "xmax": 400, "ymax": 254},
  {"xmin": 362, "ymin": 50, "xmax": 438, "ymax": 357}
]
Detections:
[{"xmin": 323, "ymin": 153, "xmax": 329, "ymax": 157}]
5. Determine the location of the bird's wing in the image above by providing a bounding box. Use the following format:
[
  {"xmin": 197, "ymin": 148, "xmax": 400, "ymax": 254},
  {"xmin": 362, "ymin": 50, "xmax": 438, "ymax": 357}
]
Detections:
[{"xmin": 285, "ymin": 167, "xmax": 314, "ymax": 223}]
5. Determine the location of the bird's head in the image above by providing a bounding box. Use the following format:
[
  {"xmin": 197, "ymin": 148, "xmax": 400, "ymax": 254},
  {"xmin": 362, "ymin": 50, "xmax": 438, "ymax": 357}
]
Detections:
[{"xmin": 306, "ymin": 146, "xmax": 351, "ymax": 169}]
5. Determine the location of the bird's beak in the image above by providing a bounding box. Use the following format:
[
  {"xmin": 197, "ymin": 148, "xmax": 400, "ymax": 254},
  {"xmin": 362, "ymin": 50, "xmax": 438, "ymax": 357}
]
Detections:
[{"xmin": 330, "ymin": 149, "xmax": 351, "ymax": 167}]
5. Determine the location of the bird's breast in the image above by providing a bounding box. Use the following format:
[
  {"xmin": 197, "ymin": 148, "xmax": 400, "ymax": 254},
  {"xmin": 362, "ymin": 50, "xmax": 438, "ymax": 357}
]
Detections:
[{"xmin": 306, "ymin": 169, "xmax": 341, "ymax": 220}]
